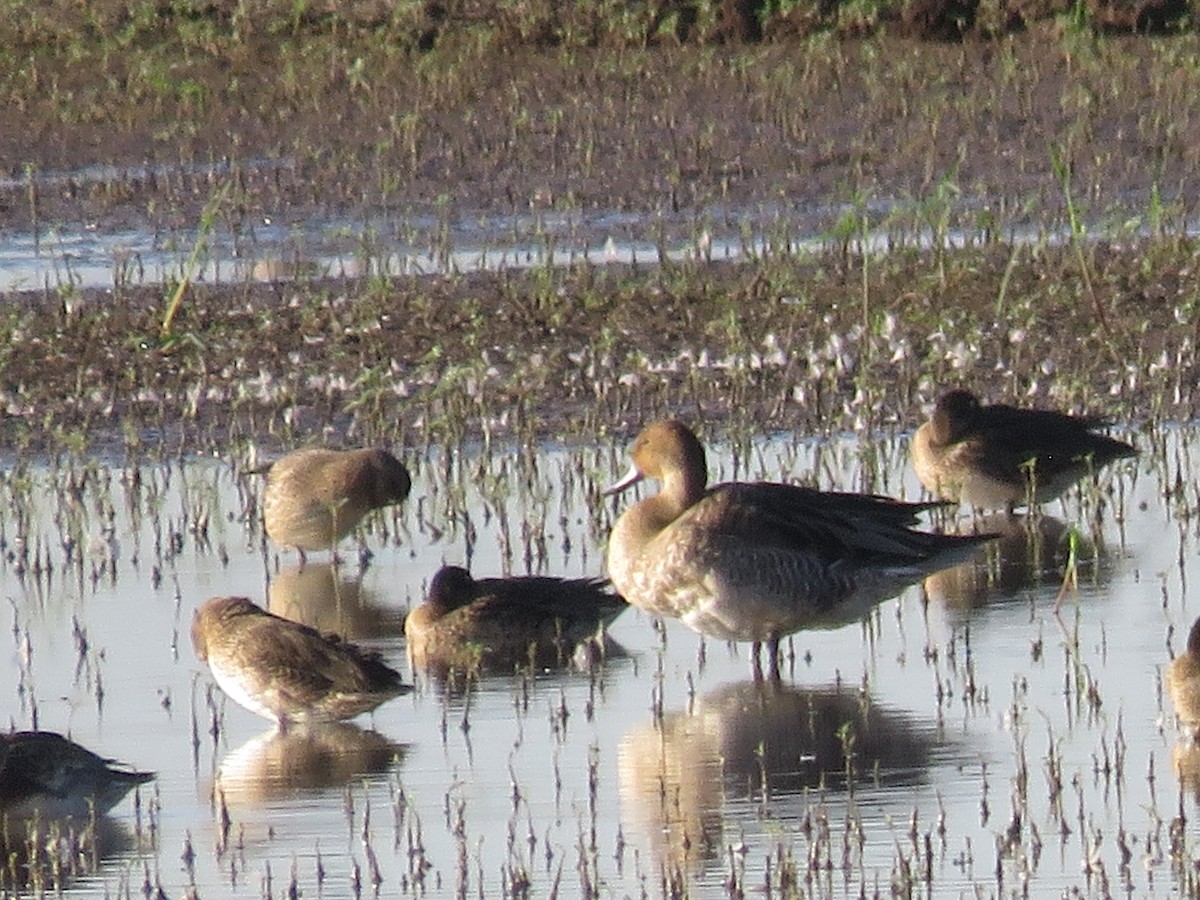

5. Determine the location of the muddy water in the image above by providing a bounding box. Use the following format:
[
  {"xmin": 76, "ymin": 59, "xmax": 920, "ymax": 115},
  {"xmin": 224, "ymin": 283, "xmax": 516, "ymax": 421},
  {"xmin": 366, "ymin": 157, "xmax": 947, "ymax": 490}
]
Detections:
[{"xmin": 0, "ymin": 425, "xmax": 1190, "ymax": 898}]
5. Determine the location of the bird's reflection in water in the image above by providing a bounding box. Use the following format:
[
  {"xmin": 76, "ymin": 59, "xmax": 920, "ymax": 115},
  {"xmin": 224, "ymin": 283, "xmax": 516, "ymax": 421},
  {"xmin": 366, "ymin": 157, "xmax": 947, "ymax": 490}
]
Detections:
[
  {"xmin": 267, "ymin": 563, "xmax": 405, "ymax": 639},
  {"xmin": 619, "ymin": 680, "xmax": 935, "ymax": 877},
  {"xmin": 923, "ymin": 513, "xmax": 1110, "ymax": 610},
  {"xmin": 216, "ymin": 722, "xmax": 406, "ymax": 808},
  {"xmin": 0, "ymin": 816, "xmax": 138, "ymax": 893},
  {"xmin": 415, "ymin": 635, "xmax": 630, "ymax": 701}
]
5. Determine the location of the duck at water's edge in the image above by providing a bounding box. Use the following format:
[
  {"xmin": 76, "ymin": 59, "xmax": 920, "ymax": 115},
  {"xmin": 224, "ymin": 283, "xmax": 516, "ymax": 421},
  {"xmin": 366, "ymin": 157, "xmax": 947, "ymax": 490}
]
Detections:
[
  {"xmin": 604, "ymin": 420, "xmax": 993, "ymax": 678},
  {"xmin": 405, "ymin": 565, "xmax": 627, "ymax": 678},
  {"xmin": 1168, "ymin": 616, "xmax": 1200, "ymax": 742},
  {"xmin": 0, "ymin": 731, "xmax": 153, "ymax": 819}
]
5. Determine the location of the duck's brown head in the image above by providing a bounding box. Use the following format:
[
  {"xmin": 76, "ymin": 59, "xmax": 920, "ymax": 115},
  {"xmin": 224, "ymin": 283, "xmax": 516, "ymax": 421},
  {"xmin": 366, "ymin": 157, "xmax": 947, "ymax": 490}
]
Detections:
[
  {"xmin": 191, "ymin": 596, "xmax": 260, "ymax": 661},
  {"xmin": 605, "ymin": 419, "xmax": 708, "ymax": 507},
  {"xmin": 931, "ymin": 389, "xmax": 981, "ymax": 445},
  {"xmin": 366, "ymin": 450, "xmax": 412, "ymax": 506},
  {"xmin": 426, "ymin": 565, "xmax": 477, "ymax": 614}
]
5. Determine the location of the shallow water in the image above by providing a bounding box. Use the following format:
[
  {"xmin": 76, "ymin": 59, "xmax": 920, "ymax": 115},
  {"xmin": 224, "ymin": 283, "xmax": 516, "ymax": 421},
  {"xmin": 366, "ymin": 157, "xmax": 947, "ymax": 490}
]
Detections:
[
  {"xmin": 1, "ymin": 424, "xmax": 1195, "ymax": 898},
  {"xmin": 0, "ymin": 163, "xmax": 1144, "ymax": 294},
  {"xmin": 0, "ymin": 196, "xmax": 777, "ymax": 293},
  {"xmin": 0, "ymin": 159, "xmax": 858, "ymax": 292}
]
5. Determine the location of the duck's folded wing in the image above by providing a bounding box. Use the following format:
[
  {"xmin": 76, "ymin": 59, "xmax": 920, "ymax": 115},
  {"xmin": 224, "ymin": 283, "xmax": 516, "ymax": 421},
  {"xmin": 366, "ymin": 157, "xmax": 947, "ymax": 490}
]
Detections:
[
  {"xmin": 246, "ymin": 619, "xmax": 399, "ymax": 695},
  {"xmin": 1, "ymin": 734, "xmax": 107, "ymax": 801},
  {"xmin": 977, "ymin": 405, "xmax": 1115, "ymax": 452},
  {"xmin": 471, "ymin": 580, "xmax": 628, "ymax": 633},
  {"xmin": 475, "ymin": 575, "xmax": 616, "ymax": 608},
  {"xmin": 703, "ymin": 483, "xmax": 983, "ymax": 562},
  {"xmin": 970, "ymin": 406, "xmax": 1135, "ymax": 478}
]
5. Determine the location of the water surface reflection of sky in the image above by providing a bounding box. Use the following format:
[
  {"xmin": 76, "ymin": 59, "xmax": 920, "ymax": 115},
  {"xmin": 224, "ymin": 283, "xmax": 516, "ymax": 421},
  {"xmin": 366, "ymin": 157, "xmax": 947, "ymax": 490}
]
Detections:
[{"xmin": 1, "ymin": 425, "xmax": 1191, "ymax": 898}]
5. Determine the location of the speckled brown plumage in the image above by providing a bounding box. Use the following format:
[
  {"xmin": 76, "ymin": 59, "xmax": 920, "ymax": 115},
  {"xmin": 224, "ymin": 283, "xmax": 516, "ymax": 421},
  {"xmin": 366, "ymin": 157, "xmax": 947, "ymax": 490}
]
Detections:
[
  {"xmin": 193, "ymin": 596, "xmax": 410, "ymax": 727},
  {"xmin": 1169, "ymin": 616, "xmax": 1200, "ymax": 741}
]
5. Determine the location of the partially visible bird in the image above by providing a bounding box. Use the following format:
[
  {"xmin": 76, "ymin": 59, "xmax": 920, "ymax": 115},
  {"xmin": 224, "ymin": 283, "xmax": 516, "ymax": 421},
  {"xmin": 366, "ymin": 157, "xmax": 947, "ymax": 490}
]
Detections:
[
  {"xmin": 911, "ymin": 389, "xmax": 1136, "ymax": 512},
  {"xmin": 605, "ymin": 420, "xmax": 992, "ymax": 678},
  {"xmin": 1168, "ymin": 616, "xmax": 1200, "ymax": 741},
  {"xmin": 405, "ymin": 565, "xmax": 627, "ymax": 677},
  {"xmin": 256, "ymin": 448, "xmax": 412, "ymax": 562},
  {"xmin": 192, "ymin": 596, "xmax": 410, "ymax": 728},
  {"xmin": 0, "ymin": 731, "xmax": 153, "ymax": 819}
]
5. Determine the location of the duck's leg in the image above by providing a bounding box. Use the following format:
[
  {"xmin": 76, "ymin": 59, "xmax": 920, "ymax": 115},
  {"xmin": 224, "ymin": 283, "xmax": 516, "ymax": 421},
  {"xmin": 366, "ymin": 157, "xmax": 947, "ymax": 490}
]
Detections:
[
  {"xmin": 767, "ymin": 635, "xmax": 782, "ymax": 681},
  {"xmin": 752, "ymin": 641, "xmax": 765, "ymax": 680}
]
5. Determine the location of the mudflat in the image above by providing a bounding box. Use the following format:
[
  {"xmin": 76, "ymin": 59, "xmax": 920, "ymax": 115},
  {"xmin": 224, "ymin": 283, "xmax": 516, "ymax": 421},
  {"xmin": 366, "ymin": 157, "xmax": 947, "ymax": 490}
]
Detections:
[{"xmin": 1, "ymin": 12, "xmax": 1195, "ymax": 455}]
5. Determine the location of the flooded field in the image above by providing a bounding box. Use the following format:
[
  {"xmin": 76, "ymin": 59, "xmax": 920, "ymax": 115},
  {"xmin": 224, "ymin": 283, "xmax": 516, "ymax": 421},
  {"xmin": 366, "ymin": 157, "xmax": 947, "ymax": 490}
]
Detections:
[
  {"xmin": 1, "ymin": 422, "xmax": 1193, "ymax": 898},
  {"xmin": 7, "ymin": 6, "xmax": 1200, "ymax": 896}
]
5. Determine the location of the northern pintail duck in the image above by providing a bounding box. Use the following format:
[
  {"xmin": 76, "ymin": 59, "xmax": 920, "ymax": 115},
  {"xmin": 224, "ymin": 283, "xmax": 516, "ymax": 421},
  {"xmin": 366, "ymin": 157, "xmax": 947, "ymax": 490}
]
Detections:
[
  {"xmin": 1168, "ymin": 616, "xmax": 1200, "ymax": 741},
  {"xmin": 0, "ymin": 732, "xmax": 153, "ymax": 819},
  {"xmin": 911, "ymin": 389, "xmax": 1136, "ymax": 511},
  {"xmin": 258, "ymin": 448, "xmax": 412, "ymax": 561},
  {"xmin": 604, "ymin": 420, "xmax": 992, "ymax": 677},
  {"xmin": 192, "ymin": 596, "xmax": 410, "ymax": 728},
  {"xmin": 405, "ymin": 565, "xmax": 627, "ymax": 676}
]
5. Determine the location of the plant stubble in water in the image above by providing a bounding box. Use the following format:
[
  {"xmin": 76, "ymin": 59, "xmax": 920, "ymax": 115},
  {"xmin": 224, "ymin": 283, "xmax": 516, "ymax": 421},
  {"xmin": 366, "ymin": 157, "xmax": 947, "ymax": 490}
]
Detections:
[{"xmin": 0, "ymin": 426, "xmax": 1189, "ymax": 898}]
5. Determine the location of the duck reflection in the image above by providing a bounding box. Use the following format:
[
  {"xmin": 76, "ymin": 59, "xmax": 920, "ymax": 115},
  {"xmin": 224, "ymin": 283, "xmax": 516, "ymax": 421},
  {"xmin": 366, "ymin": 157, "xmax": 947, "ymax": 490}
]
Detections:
[
  {"xmin": 1171, "ymin": 743, "xmax": 1200, "ymax": 804},
  {"xmin": 619, "ymin": 680, "xmax": 934, "ymax": 875},
  {"xmin": 216, "ymin": 722, "xmax": 405, "ymax": 808},
  {"xmin": 922, "ymin": 514, "xmax": 1108, "ymax": 610},
  {"xmin": 268, "ymin": 563, "xmax": 405, "ymax": 639},
  {"xmin": 0, "ymin": 816, "xmax": 138, "ymax": 893}
]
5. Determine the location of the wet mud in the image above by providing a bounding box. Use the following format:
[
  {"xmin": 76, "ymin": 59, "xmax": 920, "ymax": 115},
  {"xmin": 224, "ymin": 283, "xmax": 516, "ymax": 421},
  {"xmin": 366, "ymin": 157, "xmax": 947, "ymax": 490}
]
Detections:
[
  {"xmin": 1, "ymin": 238, "xmax": 1190, "ymax": 459},
  {"xmin": 3, "ymin": 30, "xmax": 1200, "ymax": 456}
]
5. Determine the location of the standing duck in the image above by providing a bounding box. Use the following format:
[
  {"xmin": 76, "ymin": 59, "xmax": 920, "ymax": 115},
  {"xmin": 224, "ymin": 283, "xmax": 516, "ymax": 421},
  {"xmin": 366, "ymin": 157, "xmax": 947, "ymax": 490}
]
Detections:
[
  {"xmin": 192, "ymin": 596, "xmax": 410, "ymax": 728},
  {"xmin": 604, "ymin": 420, "xmax": 992, "ymax": 677},
  {"xmin": 258, "ymin": 448, "xmax": 412, "ymax": 562},
  {"xmin": 405, "ymin": 565, "xmax": 627, "ymax": 677},
  {"xmin": 911, "ymin": 389, "xmax": 1136, "ymax": 512}
]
